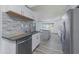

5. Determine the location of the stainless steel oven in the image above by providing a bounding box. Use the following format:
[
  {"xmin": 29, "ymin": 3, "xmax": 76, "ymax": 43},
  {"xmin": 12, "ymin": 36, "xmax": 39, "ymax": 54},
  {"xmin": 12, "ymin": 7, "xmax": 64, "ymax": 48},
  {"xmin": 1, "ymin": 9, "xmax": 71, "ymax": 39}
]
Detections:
[{"xmin": 16, "ymin": 36, "xmax": 32, "ymax": 54}]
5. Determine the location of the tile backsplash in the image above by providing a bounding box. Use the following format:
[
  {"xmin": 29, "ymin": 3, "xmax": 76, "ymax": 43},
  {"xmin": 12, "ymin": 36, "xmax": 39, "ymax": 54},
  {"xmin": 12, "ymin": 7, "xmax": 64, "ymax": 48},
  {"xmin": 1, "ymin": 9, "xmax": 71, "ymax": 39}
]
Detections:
[{"xmin": 2, "ymin": 12, "xmax": 34, "ymax": 35}]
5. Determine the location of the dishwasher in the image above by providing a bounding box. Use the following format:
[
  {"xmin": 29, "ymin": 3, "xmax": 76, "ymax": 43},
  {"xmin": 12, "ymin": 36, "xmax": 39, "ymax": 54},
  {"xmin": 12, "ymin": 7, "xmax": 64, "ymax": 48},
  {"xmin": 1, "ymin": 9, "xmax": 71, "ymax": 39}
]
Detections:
[{"xmin": 16, "ymin": 36, "xmax": 32, "ymax": 54}]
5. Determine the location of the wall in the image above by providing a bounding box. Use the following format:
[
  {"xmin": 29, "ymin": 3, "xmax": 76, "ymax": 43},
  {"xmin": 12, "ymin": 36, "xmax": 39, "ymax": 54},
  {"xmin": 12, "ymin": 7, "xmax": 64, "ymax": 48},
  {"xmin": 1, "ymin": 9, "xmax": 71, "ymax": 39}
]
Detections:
[
  {"xmin": 1, "ymin": 5, "xmax": 35, "ymax": 35},
  {"xmin": 2, "ymin": 12, "xmax": 33, "ymax": 36},
  {"xmin": 1, "ymin": 5, "xmax": 36, "ymax": 37},
  {"xmin": 0, "ymin": 6, "xmax": 2, "ymax": 53}
]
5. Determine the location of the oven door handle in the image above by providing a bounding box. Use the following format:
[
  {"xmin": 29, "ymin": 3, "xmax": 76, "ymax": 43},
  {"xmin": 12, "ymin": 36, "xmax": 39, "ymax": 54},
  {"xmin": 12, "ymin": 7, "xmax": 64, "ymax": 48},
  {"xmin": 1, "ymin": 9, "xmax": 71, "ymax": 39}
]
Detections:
[{"xmin": 17, "ymin": 37, "xmax": 31, "ymax": 44}]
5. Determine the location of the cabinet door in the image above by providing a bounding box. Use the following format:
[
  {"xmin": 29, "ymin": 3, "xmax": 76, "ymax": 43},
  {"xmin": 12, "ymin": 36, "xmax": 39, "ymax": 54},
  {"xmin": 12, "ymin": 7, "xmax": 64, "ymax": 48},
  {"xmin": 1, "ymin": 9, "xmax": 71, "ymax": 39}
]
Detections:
[
  {"xmin": 32, "ymin": 33, "xmax": 40, "ymax": 51},
  {"xmin": 21, "ymin": 6, "xmax": 34, "ymax": 19},
  {"xmin": 16, "ymin": 37, "xmax": 32, "ymax": 54},
  {"xmin": 8, "ymin": 5, "xmax": 22, "ymax": 14},
  {"xmin": 1, "ymin": 5, "xmax": 22, "ymax": 14},
  {"xmin": 1, "ymin": 38, "xmax": 16, "ymax": 54},
  {"xmin": 1, "ymin": 6, "xmax": 9, "ymax": 12},
  {"xmin": 36, "ymin": 33, "xmax": 40, "ymax": 45}
]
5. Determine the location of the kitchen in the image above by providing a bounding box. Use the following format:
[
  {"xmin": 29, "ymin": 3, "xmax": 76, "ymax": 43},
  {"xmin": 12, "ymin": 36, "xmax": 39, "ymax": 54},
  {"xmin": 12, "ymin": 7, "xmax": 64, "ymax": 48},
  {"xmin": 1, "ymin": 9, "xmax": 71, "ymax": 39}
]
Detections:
[{"xmin": 0, "ymin": 5, "xmax": 79, "ymax": 54}]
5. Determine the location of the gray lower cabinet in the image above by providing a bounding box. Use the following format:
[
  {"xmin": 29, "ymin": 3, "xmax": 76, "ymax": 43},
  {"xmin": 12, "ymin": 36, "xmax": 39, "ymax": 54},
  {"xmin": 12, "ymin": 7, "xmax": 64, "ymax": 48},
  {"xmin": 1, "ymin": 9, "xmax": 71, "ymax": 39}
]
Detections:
[{"xmin": 16, "ymin": 36, "xmax": 32, "ymax": 54}]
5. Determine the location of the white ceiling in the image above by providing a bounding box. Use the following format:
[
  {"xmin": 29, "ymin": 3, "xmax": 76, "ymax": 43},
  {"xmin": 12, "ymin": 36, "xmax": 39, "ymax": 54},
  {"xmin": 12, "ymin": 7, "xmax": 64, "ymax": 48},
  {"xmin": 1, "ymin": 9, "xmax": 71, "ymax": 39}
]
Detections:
[{"xmin": 28, "ymin": 5, "xmax": 77, "ymax": 21}]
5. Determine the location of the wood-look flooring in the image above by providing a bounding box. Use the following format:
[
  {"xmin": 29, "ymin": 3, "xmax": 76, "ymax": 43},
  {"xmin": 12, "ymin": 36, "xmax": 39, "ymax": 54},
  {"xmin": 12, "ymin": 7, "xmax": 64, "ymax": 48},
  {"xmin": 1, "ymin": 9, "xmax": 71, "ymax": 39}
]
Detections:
[{"xmin": 33, "ymin": 33, "xmax": 63, "ymax": 54}]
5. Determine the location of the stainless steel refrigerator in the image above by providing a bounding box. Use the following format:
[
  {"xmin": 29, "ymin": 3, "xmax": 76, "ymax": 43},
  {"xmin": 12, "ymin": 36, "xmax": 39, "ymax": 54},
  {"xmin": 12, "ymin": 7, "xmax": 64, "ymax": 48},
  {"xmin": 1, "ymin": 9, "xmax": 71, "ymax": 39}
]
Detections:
[{"xmin": 62, "ymin": 8, "xmax": 79, "ymax": 54}]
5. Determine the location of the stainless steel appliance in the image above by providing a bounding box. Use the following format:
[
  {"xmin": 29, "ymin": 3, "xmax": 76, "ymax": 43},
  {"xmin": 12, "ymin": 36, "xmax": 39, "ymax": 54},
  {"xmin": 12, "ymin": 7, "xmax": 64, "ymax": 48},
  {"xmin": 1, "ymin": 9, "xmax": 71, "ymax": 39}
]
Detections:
[
  {"xmin": 16, "ymin": 36, "xmax": 32, "ymax": 54},
  {"xmin": 62, "ymin": 7, "xmax": 79, "ymax": 54}
]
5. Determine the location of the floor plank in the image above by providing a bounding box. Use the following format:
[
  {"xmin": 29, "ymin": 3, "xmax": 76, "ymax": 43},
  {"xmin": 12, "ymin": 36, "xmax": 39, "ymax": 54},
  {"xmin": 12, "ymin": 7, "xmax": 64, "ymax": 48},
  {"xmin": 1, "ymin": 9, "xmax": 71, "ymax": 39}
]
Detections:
[{"xmin": 33, "ymin": 33, "xmax": 63, "ymax": 54}]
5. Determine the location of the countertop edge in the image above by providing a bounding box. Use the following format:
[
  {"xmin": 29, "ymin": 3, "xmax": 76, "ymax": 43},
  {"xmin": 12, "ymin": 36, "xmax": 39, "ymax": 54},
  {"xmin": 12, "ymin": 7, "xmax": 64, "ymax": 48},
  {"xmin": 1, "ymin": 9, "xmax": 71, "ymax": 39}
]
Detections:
[{"xmin": 2, "ymin": 31, "xmax": 39, "ymax": 41}]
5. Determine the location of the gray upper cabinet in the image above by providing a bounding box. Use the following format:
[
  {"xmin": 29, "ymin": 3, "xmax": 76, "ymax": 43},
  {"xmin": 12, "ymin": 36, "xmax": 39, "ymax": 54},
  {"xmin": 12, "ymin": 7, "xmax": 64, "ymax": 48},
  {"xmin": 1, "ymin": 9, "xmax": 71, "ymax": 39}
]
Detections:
[
  {"xmin": 21, "ymin": 6, "xmax": 34, "ymax": 19},
  {"xmin": 8, "ymin": 5, "xmax": 22, "ymax": 15},
  {"xmin": 1, "ymin": 5, "xmax": 22, "ymax": 14}
]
